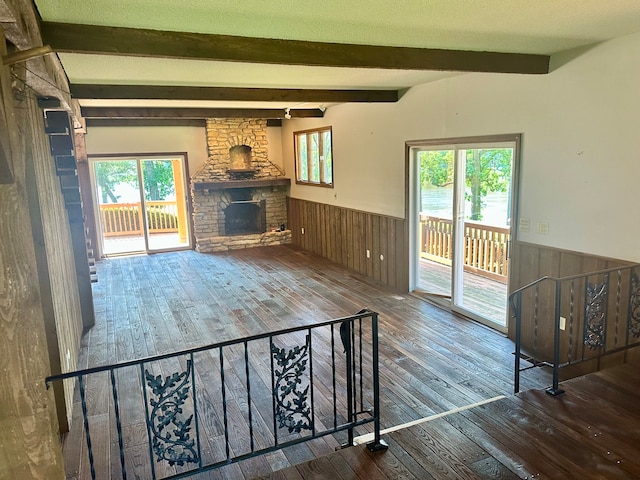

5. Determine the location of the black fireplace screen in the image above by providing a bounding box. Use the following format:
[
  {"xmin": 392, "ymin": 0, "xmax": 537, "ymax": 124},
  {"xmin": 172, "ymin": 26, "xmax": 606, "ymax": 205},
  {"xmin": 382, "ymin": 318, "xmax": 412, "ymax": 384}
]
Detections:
[{"xmin": 224, "ymin": 200, "xmax": 266, "ymax": 235}]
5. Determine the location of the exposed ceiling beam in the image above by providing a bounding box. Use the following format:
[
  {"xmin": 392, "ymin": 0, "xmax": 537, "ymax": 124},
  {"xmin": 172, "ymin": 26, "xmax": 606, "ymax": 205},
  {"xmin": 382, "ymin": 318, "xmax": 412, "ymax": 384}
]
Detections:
[
  {"xmin": 80, "ymin": 106, "xmax": 324, "ymax": 119},
  {"xmin": 85, "ymin": 118, "xmax": 206, "ymax": 128},
  {"xmin": 70, "ymin": 84, "xmax": 399, "ymax": 103},
  {"xmin": 85, "ymin": 118, "xmax": 282, "ymax": 127},
  {"xmin": 1, "ymin": 6, "xmax": 81, "ymax": 125},
  {"xmin": 41, "ymin": 22, "xmax": 550, "ymax": 75}
]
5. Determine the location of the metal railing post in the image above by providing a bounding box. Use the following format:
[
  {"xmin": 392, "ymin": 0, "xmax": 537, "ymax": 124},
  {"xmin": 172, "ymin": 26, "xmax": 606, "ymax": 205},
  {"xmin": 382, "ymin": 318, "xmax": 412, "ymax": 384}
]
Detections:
[
  {"xmin": 340, "ymin": 319, "xmax": 354, "ymax": 447},
  {"xmin": 546, "ymin": 281, "xmax": 565, "ymax": 396},
  {"xmin": 366, "ymin": 312, "xmax": 388, "ymax": 452},
  {"xmin": 513, "ymin": 291, "xmax": 522, "ymax": 394}
]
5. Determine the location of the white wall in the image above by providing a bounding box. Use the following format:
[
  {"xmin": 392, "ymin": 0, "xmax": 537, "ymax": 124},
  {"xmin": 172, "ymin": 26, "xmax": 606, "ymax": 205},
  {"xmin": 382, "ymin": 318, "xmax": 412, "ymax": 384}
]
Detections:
[
  {"xmin": 84, "ymin": 125, "xmax": 209, "ymax": 176},
  {"xmin": 266, "ymin": 126, "xmax": 284, "ymax": 172},
  {"xmin": 85, "ymin": 124, "xmax": 285, "ymax": 178},
  {"xmin": 281, "ymin": 31, "xmax": 640, "ymax": 262}
]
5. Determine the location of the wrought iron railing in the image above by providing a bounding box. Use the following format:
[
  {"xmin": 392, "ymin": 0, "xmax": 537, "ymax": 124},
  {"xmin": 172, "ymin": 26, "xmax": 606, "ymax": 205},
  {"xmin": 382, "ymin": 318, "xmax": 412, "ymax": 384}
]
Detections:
[
  {"xmin": 46, "ymin": 309, "xmax": 386, "ymax": 479},
  {"xmin": 510, "ymin": 264, "xmax": 640, "ymax": 395}
]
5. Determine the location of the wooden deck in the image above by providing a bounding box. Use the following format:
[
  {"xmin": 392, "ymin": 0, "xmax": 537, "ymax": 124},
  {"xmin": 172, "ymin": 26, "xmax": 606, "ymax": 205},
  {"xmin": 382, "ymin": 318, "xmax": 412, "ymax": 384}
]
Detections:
[
  {"xmin": 264, "ymin": 362, "xmax": 640, "ymax": 479},
  {"xmin": 102, "ymin": 232, "xmax": 190, "ymax": 255},
  {"xmin": 418, "ymin": 259, "xmax": 508, "ymax": 327},
  {"xmin": 66, "ymin": 245, "xmax": 550, "ymax": 479}
]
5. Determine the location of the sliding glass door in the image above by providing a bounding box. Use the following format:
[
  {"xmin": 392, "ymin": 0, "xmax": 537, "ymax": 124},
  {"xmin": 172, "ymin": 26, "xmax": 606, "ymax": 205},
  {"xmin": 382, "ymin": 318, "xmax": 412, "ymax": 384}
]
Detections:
[
  {"xmin": 409, "ymin": 136, "xmax": 519, "ymax": 331},
  {"xmin": 91, "ymin": 155, "xmax": 191, "ymax": 256}
]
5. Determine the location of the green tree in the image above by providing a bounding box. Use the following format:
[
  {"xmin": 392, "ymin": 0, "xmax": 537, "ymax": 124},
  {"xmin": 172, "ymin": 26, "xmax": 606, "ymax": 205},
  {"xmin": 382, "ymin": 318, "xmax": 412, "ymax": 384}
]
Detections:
[
  {"xmin": 420, "ymin": 150, "xmax": 454, "ymax": 188},
  {"xmin": 94, "ymin": 160, "xmax": 175, "ymax": 204},
  {"xmin": 420, "ymin": 148, "xmax": 512, "ymax": 221},
  {"xmin": 142, "ymin": 160, "xmax": 175, "ymax": 201},
  {"xmin": 94, "ymin": 160, "xmax": 137, "ymax": 203}
]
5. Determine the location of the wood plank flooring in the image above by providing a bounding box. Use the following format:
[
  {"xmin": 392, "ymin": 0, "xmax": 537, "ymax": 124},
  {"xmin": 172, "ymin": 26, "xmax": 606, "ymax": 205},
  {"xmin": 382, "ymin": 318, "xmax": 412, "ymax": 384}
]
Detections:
[
  {"xmin": 264, "ymin": 362, "xmax": 640, "ymax": 480},
  {"xmin": 64, "ymin": 245, "xmax": 550, "ymax": 479}
]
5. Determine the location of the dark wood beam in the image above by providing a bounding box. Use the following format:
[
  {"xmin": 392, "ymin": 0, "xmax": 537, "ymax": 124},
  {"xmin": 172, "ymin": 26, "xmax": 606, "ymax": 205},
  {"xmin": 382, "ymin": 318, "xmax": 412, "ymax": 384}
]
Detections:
[
  {"xmin": 86, "ymin": 118, "xmax": 283, "ymax": 128},
  {"xmin": 86, "ymin": 118, "xmax": 207, "ymax": 128},
  {"xmin": 80, "ymin": 107, "xmax": 324, "ymax": 119},
  {"xmin": 42, "ymin": 22, "xmax": 550, "ymax": 74},
  {"xmin": 71, "ymin": 84, "xmax": 399, "ymax": 103}
]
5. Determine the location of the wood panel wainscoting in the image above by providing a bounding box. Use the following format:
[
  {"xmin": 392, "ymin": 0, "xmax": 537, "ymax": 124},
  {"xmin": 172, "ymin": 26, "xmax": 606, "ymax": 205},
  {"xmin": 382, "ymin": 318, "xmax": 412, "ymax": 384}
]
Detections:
[
  {"xmin": 288, "ymin": 197, "xmax": 408, "ymax": 291},
  {"xmin": 508, "ymin": 241, "xmax": 638, "ymax": 379},
  {"xmin": 287, "ymin": 200, "xmax": 640, "ymax": 380}
]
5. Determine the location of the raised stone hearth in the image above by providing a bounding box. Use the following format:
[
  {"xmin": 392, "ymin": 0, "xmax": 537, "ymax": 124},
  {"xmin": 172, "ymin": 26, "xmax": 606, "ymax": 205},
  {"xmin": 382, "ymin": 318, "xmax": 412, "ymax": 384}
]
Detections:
[{"xmin": 191, "ymin": 118, "xmax": 291, "ymax": 252}]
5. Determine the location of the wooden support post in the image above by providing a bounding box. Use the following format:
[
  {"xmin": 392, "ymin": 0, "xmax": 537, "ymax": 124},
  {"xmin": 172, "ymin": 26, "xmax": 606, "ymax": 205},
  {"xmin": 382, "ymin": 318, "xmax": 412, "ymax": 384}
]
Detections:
[
  {"xmin": 0, "ymin": 26, "xmax": 15, "ymax": 183},
  {"xmin": 172, "ymin": 159, "xmax": 187, "ymax": 242}
]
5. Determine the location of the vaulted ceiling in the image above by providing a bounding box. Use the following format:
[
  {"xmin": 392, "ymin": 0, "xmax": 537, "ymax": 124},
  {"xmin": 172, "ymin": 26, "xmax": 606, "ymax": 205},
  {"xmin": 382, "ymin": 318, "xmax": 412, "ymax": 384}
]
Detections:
[{"xmin": 32, "ymin": 0, "xmax": 640, "ymax": 121}]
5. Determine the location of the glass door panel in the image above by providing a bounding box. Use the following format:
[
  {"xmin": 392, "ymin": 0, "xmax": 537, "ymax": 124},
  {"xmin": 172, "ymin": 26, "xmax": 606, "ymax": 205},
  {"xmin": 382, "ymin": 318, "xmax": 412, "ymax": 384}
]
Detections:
[
  {"xmin": 413, "ymin": 140, "xmax": 515, "ymax": 331},
  {"xmin": 140, "ymin": 158, "xmax": 190, "ymax": 252},
  {"xmin": 93, "ymin": 159, "xmax": 145, "ymax": 255},
  {"xmin": 453, "ymin": 147, "xmax": 513, "ymax": 327},
  {"xmin": 92, "ymin": 156, "xmax": 191, "ymax": 256},
  {"xmin": 417, "ymin": 149, "xmax": 455, "ymax": 298}
]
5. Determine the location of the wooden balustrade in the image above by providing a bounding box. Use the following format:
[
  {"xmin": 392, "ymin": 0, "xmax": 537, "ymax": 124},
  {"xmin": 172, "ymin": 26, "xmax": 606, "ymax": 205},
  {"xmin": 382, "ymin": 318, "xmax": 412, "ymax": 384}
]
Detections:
[
  {"xmin": 420, "ymin": 215, "xmax": 510, "ymax": 282},
  {"xmin": 100, "ymin": 201, "xmax": 179, "ymax": 237},
  {"xmin": 146, "ymin": 201, "xmax": 180, "ymax": 232}
]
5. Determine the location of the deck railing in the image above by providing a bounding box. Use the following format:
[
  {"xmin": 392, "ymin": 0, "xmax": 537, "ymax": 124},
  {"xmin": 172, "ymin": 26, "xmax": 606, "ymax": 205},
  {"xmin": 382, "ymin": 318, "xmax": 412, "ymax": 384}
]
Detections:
[
  {"xmin": 46, "ymin": 310, "xmax": 386, "ymax": 480},
  {"xmin": 510, "ymin": 264, "xmax": 640, "ymax": 395},
  {"xmin": 420, "ymin": 215, "xmax": 510, "ymax": 282},
  {"xmin": 100, "ymin": 201, "xmax": 180, "ymax": 237}
]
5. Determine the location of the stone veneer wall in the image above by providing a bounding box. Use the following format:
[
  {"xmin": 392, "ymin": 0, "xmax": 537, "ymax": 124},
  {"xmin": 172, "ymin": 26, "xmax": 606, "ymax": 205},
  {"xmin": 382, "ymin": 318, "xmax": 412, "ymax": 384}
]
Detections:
[
  {"xmin": 193, "ymin": 187, "xmax": 289, "ymax": 238},
  {"xmin": 191, "ymin": 118, "xmax": 291, "ymax": 252},
  {"xmin": 193, "ymin": 118, "xmax": 284, "ymax": 181}
]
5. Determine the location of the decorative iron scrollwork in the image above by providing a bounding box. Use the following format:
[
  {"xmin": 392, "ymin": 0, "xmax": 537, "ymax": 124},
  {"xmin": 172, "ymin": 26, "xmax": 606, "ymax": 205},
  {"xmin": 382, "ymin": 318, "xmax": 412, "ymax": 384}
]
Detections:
[
  {"xmin": 144, "ymin": 360, "xmax": 198, "ymax": 466},
  {"xmin": 584, "ymin": 280, "xmax": 607, "ymax": 349},
  {"xmin": 629, "ymin": 273, "xmax": 640, "ymax": 338},
  {"xmin": 271, "ymin": 335, "xmax": 312, "ymax": 433}
]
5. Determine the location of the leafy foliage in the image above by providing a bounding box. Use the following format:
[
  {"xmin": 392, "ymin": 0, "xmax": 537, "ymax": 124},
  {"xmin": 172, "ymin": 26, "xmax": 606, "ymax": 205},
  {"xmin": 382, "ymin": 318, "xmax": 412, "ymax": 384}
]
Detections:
[
  {"xmin": 94, "ymin": 160, "xmax": 137, "ymax": 203},
  {"xmin": 419, "ymin": 150, "xmax": 454, "ymax": 189},
  {"xmin": 94, "ymin": 159, "xmax": 176, "ymax": 203},
  {"xmin": 271, "ymin": 336, "xmax": 312, "ymax": 433},
  {"xmin": 419, "ymin": 148, "xmax": 512, "ymax": 220},
  {"xmin": 142, "ymin": 160, "xmax": 175, "ymax": 201},
  {"xmin": 144, "ymin": 360, "xmax": 198, "ymax": 466}
]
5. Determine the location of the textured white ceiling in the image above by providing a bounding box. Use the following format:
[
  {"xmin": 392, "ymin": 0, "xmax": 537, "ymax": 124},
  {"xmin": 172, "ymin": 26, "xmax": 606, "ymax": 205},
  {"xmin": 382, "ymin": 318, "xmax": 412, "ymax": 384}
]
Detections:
[
  {"xmin": 59, "ymin": 53, "xmax": 457, "ymax": 89},
  {"xmin": 35, "ymin": 0, "xmax": 640, "ymax": 53},
  {"xmin": 33, "ymin": 0, "xmax": 640, "ymax": 110}
]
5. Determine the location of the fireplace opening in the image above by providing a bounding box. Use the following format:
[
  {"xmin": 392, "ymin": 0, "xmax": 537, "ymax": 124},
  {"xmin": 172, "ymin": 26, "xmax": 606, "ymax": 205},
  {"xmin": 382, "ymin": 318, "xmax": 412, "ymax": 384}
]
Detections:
[
  {"xmin": 224, "ymin": 190, "xmax": 266, "ymax": 235},
  {"xmin": 228, "ymin": 145, "xmax": 255, "ymax": 173}
]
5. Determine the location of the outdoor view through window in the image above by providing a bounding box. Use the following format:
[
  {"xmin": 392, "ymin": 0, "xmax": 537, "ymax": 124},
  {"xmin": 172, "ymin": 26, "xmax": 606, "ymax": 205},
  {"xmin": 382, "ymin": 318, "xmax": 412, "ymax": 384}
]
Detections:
[{"xmin": 417, "ymin": 146, "xmax": 514, "ymax": 329}]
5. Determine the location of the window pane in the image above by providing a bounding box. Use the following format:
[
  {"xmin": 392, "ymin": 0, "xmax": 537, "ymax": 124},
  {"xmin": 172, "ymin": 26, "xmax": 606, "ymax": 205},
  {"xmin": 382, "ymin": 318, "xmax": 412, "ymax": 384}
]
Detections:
[
  {"xmin": 322, "ymin": 130, "xmax": 332, "ymax": 184},
  {"xmin": 297, "ymin": 134, "xmax": 308, "ymax": 181},
  {"xmin": 294, "ymin": 127, "xmax": 332, "ymax": 187},
  {"xmin": 310, "ymin": 133, "xmax": 320, "ymax": 183}
]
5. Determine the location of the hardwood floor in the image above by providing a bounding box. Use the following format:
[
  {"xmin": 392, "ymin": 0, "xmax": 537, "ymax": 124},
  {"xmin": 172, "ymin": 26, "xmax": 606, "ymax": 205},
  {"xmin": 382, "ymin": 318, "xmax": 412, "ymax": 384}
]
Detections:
[
  {"xmin": 65, "ymin": 244, "xmax": 550, "ymax": 479},
  {"xmin": 263, "ymin": 362, "xmax": 640, "ymax": 479}
]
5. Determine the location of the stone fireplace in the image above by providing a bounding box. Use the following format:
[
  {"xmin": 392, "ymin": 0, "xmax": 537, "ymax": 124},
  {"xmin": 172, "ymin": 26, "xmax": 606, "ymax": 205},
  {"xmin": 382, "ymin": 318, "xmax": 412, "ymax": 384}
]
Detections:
[{"xmin": 191, "ymin": 118, "xmax": 291, "ymax": 252}]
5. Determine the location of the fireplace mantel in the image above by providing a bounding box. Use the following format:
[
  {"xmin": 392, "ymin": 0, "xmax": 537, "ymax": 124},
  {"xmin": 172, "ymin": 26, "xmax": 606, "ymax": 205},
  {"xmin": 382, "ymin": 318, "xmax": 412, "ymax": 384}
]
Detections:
[{"xmin": 193, "ymin": 178, "xmax": 290, "ymax": 191}]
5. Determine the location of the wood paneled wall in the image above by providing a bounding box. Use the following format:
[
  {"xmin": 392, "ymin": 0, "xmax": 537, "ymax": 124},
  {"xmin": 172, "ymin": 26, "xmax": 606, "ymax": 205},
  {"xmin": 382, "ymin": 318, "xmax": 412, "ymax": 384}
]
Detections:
[
  {"xmin": 0, "ymin": 84, "xmax": 66, "ymax": 475},
  {"xmin": 509, "ymin": 241, "xmax": 631, "ymax": 296},
  {"xmin": 288, "ymin": 197, "xmax": 408, "ymax": 290},
  {"xmin": 28, "ymin": 105, "xmax": 85, "ymax": 429},
  {"xmin": 508, "ymin": 241, "xmax": 636, "ymax": 372}
]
